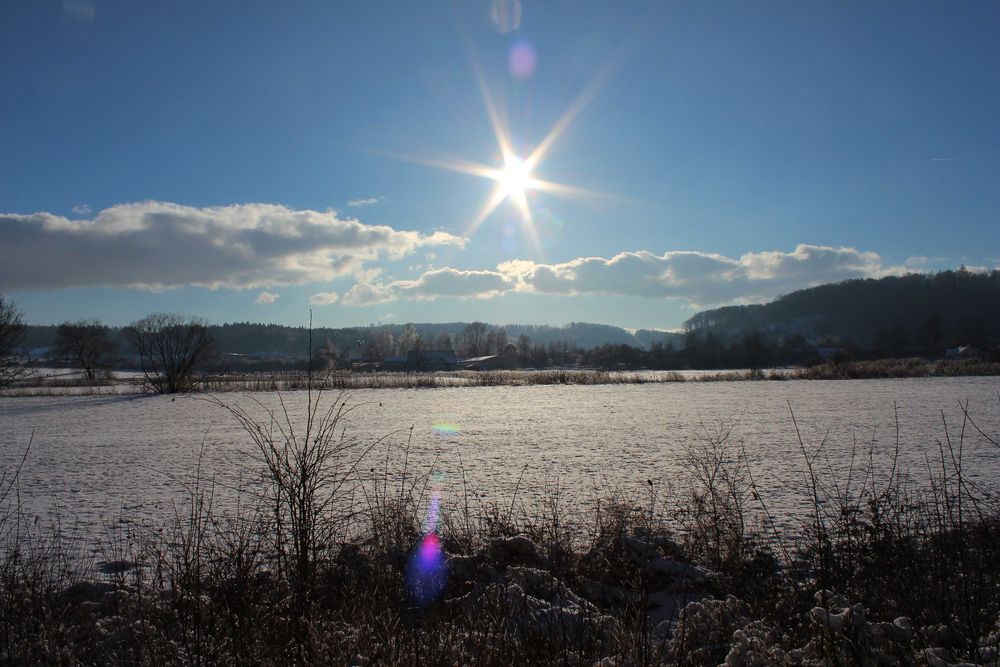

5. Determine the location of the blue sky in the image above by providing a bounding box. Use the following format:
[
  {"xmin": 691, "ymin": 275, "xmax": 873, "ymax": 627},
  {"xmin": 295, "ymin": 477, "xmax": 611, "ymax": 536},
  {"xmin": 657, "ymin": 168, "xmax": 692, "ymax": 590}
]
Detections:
[{"xmin": 1, "ymin": 0, "xmax": 998, "ymax": 330}]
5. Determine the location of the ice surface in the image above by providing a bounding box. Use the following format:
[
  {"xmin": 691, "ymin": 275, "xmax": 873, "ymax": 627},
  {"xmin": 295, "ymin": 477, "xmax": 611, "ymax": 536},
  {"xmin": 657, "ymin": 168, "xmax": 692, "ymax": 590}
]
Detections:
[{"xmin": 1, "ymin": 377, "xmax": 998, "ymax": 547}]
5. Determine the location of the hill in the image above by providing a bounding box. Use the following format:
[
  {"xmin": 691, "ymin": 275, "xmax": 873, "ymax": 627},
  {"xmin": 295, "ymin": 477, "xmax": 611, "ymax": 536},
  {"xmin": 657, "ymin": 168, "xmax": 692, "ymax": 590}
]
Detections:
[{"xmin": 684, "ymin": 268, "xmax": 1000, "ymax": 351}]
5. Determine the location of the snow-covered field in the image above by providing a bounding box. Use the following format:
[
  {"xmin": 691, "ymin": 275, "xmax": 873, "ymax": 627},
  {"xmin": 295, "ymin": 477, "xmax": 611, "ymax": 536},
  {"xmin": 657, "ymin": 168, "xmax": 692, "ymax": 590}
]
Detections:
[{"xmin": 2, "ymin": 376, "xmax": 999, "ymax": 547}]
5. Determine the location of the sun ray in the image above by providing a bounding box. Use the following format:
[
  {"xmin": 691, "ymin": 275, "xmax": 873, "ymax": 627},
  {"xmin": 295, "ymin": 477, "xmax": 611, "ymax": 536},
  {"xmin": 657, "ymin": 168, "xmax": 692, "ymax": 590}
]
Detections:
[
  {"xmin": 372, "ymin": 149, "xmax": 502, "ymax": 181},
  {"xmin": 529, "ymin": 178, "xmax": 635, "ymax": 205},
  {"xmin": 380, "ymin": 36, "xmax": 640, "ymax": 240},
  {"xmin": 464, "ymin": 39, "xmax": 517, "ymax": 163},
  {"xmin": 514, "ymin": 192, "xmax": 544, "ymax": 255},
  {"xmin": 525, "ymin": 47, "xmax": 628, "ymax": 168},
  {"xmin": 464, "ymin": 185, "xmax": 509, "ymax": 237}
]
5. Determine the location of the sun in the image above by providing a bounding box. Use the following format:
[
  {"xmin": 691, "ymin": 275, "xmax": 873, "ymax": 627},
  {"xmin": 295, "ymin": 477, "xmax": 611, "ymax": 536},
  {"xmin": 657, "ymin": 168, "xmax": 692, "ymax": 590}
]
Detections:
[
  {"xmin": 384, "ymin": 50, "xmax": 626, "ymax": 251},
  {"xmin": 497, "ymin": 154, "xmax": 534, "ymax": 200}
]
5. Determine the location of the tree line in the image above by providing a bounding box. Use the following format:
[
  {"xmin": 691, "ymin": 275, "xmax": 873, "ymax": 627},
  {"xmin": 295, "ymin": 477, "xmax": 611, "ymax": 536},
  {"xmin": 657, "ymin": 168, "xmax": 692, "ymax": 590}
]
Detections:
[
  {"xmin": 3, "ymin": 269, "xmax": 998, "ymax": 392},
  {"xmin": 0, "ymin": 296, "xmax": 213, "ymax": 393}
]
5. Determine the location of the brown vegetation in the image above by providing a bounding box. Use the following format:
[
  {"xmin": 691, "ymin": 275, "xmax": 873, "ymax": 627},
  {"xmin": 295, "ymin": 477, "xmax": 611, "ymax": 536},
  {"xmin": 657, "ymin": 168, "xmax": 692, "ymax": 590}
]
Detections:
[
  {"xmin": 790, "ymin": 358, "xmax": 1000, "ymax": 380},
  {"xmin": 3, "ymin": 358, "xmax": 999, "ymax": 397}
]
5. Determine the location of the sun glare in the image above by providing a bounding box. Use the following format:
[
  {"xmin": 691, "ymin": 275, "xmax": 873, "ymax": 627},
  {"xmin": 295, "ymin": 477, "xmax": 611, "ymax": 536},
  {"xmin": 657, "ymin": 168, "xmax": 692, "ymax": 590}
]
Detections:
[
  {"xmin": 498, "ymin": 155, "xmax": 533, "ymax": 200},
  {"xmin": 385, "ymin": 45, "xmax": 629, "ymax": 253}
]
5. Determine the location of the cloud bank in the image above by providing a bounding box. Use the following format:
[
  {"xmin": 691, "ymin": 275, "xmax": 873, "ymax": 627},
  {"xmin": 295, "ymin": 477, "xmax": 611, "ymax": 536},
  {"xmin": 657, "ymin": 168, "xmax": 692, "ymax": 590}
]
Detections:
[
  {"xmin": 344, "ymin": 244, "xmax": 886, "ymax": 308},
  {"xmin": 0, "ymin": 201, "xmax": 465, "ymax": 290},
  {"xmin": 0, "ymin": 202, "xmax": 901, "ymax": 313}
]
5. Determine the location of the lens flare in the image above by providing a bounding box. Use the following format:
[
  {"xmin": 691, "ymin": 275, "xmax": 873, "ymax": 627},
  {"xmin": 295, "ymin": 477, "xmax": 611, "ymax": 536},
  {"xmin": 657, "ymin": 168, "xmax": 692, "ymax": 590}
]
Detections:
[
  {"xmin": 432, "ymin": 422, "xmax": 462, "ymax": 436},
  {"xmin": 405, "ymin": 531, "xmax": 446, "ymax": 606},
  {"xmin": 424, "ymin": 492, "xmax": 441, "ymax": 533},
  {"xmin": 405, "ymin": 488, "xmax": 448, "ymax": 606},
  {"xmin": 489, "ymin": 0, "xmax": 521, "ymax": 33},
  {"xmin": 508, "ymin": 40, "xmax": 537, "ymax": 80}
]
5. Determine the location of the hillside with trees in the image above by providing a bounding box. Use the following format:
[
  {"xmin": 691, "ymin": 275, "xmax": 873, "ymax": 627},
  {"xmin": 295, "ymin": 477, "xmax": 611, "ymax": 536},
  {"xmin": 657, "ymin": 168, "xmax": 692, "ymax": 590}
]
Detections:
[{"xmin": 684, "ymin": 268, "xmax": 1000, "ymax": 353}]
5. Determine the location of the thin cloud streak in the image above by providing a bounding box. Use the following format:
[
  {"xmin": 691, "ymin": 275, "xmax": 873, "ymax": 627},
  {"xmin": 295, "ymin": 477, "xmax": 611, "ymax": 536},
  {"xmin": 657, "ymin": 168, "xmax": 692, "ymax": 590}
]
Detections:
[{"xmin": 347, "ymin": 196, "xmax": 385, "ymax": 207}]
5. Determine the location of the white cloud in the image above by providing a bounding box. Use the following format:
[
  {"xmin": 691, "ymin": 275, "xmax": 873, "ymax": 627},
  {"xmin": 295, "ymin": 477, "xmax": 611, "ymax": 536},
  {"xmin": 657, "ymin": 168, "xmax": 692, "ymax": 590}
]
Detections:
[
  {"xmin": 254, "ymin": 290, "xmax": 279, "ymax": 304},
  {"xmin": 347, "ymin": 196, "xmax": 384, "ymax": 208},
  {"xmin": 344, "ymin": 244, "xmax": 889, "ymax": 308},
  {"xmin": 309, "ymin": 291, "xmax": 340, "ymax": 305},
  {"xmin": 0, "ymin": 201, "xmax": 466, "ymax": 290},
  {"xmin": 71, "ymin": 204, "xmax": 92, "ymax": 216},
  {"xmin": 512, "ymin": 245, "xmax": 884, "ymax": 306},
  {"xmin": 342, "ymin": 267, "xmax": 515, "ymax": 306}
]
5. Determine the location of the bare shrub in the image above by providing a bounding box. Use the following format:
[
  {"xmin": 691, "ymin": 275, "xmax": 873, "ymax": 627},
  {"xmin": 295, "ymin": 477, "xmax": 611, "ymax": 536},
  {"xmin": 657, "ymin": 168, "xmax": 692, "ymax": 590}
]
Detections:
[
  {"xmin": 125, "ymin": 313, "xmax": 215, "ymax": 393},
  {"xmin": 672, "ymin": 419, "xmax": 757, "ymax": 573},
  {"xmin": 53, "ymin": 319, "xmax": 117, "ymax": 385},
  {"xmin": 0, "ymin": 294, "xmax": 27, "ymax": 388},
  {"xmin": 212, "ymin": 384, "xmax": 391, "ymax": 660}
]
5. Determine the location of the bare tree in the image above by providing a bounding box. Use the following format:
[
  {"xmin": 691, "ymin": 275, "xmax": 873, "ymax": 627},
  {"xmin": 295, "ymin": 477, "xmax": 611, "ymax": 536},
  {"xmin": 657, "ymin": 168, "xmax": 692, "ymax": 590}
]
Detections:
[
  {"xmin": 53, "ymin": 319, "xmax": 117, "ymax": 384},
  {"xmin": 124, "ymin": 313, "xmax": 215, "ymax": 393},
  {"xmin": 312, "ymin": 338, "xmax": 340, "ymax": 371},
  {"xmin": 0, "ymin": 295, "xmax": 27, "ymax": 388},
  {"xmin": 486, "ymin": 326, "xmax": 508, "ymax": 355},
  {"xmin": 398, "ymin": 323, "xmax": 422, "ymax": 355},
  {"xmin": 435, "ymin": 332, "xmax": 453, "ymax": 351},
  {"xmin": 364, "ymin": 329, "xmax": 393, "ymax": 361},
  {"xmin": 516, "ymin": 333, "xmax": 532, "ymax": 356},
  {"xmin": 458, "ymin": 321, "xmax": 490, "ymax": 357}
]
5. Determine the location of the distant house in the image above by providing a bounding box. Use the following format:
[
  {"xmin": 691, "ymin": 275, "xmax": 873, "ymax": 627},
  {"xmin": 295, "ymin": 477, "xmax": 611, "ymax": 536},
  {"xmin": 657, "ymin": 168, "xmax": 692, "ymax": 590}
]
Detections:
[
  {"xmin": 460, "ymin": 345, "xmax": 519, "ymax": 371},
  {"xmin": 945, "ymin": 345, "xmax": 983, "ymax": 360},
  {"xmin": 410, "ymin": 349, "xmax": 459, "ymax": 371},
  {"xmin": 379, "ymin": 354, "xmax": 408, "ymax": 371}
]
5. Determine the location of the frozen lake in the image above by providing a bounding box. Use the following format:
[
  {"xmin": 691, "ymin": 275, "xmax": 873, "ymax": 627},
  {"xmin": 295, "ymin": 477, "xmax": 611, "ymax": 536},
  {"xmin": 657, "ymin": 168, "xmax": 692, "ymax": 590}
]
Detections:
[{"xmin": 2, "ymin": 377, "xmax": 999, "ymax": 546}]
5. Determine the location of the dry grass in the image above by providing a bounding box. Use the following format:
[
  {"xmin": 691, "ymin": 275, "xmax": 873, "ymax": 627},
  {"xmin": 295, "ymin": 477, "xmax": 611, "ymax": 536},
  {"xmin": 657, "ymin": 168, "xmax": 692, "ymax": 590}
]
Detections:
[
  {"xmin": 789, "ymin": 358, "xmax": 1000, "ymax": 380},
  {"xmin": 3, "ymin": 358, "xmax": 998, "ymax": 397},
  {"xmin": 198, "ymin": 368, "xmax": 690, "ymax": 392}
]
